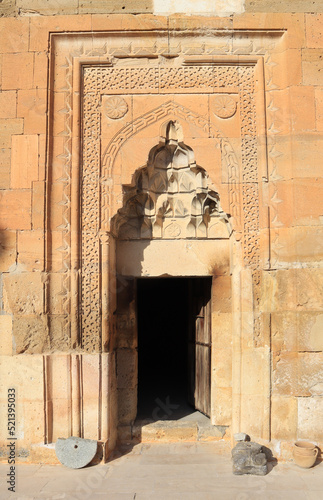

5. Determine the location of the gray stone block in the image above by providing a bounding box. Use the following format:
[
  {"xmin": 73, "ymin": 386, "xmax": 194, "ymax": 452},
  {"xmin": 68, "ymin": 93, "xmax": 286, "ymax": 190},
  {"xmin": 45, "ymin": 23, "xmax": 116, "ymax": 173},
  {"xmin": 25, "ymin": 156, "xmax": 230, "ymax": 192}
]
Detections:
[{"xmin": 232, "ymin": 441, "xmax": 267, "ymax": 476}]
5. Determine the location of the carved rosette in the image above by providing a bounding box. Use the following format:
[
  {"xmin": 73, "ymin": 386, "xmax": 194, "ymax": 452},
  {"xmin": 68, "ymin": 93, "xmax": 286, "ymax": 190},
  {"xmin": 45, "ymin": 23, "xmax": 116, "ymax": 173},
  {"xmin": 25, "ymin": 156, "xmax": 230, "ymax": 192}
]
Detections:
[
  {"xmin": 104, "ymin": 96, "xmax": 128, "ymax": 119},
  {"xmin": 112, "ymin": 120, "xmax": 231, "ymax": 240},
  {"xmin": 213, "ymin": 95, "xmax": 237, "ymax": 119}
]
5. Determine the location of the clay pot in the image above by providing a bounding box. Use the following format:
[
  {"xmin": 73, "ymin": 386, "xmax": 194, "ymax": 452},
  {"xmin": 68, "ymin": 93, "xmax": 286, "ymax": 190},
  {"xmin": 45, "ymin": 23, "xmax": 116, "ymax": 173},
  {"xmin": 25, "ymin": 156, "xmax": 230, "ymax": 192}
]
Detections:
[{"xmin": 293, "ymin": 441, "xmax": 318, "ymax": 468}]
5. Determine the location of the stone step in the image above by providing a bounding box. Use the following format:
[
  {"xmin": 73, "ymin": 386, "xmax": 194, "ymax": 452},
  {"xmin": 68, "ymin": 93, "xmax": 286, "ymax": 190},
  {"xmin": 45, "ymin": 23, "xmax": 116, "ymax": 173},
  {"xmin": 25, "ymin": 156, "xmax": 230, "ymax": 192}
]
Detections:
[{"xmin": 118, "ymin": 419, "xmax": 228, "ymax": 444}]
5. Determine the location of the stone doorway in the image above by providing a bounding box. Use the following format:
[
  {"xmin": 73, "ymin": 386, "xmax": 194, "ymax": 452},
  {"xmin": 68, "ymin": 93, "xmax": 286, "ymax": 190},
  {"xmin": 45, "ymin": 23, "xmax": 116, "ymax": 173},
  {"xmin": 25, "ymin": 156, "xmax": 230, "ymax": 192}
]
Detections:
[{"xmin": 136, "ymin": 276, "xmax": 212, "ymax": 422}]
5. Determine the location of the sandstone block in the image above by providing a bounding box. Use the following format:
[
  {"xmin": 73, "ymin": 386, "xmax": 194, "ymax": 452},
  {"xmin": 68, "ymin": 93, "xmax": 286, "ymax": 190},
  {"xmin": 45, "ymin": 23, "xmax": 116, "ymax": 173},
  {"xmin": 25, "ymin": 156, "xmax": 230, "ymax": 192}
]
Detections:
[
  {"xmin": 117, "ymin": 349, "xmax": 138, "ymax": 389},
  {"xmin": 298, "ymin": 312, "xmax": 323, "ymax": 351},
  {"xmin": 47, "ymin": 316, "xmax": 71, "ymax": 352},
  {"xmin": 17, "ymin": 90, "xmax": 47, "ymax": 135},
  {"xmin": 245, "ymin": 0, "xmax": 323, "ymax": 12},
  {"xmin": 0, "ymin": 190, "xmax": 31, "ymax": 230},
  {"xmin": 79, "ymin": 0, "xmax": 152, "ymax": 14},
  {"xmin": 211, "ymin": 387, "xmax": 232, "ymax": 426},
  {"xmin": 302, "ymin": 49, "xmax": 323, "ymax": 85},
  {"xmin": 83, "ymin": 400, "xmax": 100, "ymax": 441},
  {"xmin": 315, "ymin": 87, "xmax": 323, "ymax": 131},
  {"xmin": 271, "ymin": 311, "xmax": 299, "ymax": 352},
  {"xmin": 295, "ymin": 226, "xmax": 323, "ymax": 263},
  {"xmin": 0, "ymin": 18, "xmax": 29, "ymax": 53},
  {"xmin": 290, "ymin": 87, "xmax": 315, "ymax": 132},
  {"xmin": 295, "ymin": 269, "xmax": 323, "ymax": 310},
  {"xmin": 0, "ymin": 230, "xmax": 16, "ymax": 272},
  {"xmin": 211, "ymin": 276, "xmax": 232, "ymax": 314},
  {"xmin": 13, "ymin": 315, "xmax": 48, "ymax": 354},
  {"xmin": 81, "ymin": 354, "xmax": 100, "ymax": 401},
  {"xmin": 0, "ymin": 354, "xmax": 44, "ymax": 402},
  {"xmin": 17, "ymin": 0, "xmax": 78, "ymax": 15},
  {"xmin": 270, "ymin": 50, "xmax": 302, "ymax": 89},
  {"xmin": 0, "ymin": 119, "xmax": 23, "ymax": 148},
  {"xmin": 212, "ymin": 312, "xmax": 232, "ymax": 350},
  {"xmin": 298, "ymin": 352, "xmax": 323, "ymax": 397},
  {"xmin": 271, "ymin": 396, "xmax": 297, "ymax": 440},
  {"xmin": 0, "ymin": 316, "xmax": 12, "ymax": 356},
  {"xmin": 292, "ymin": 134, "xmax": 323, "ymax": 177},
  {"xmin": 0, "ymin": 148, "xmax": 10, "ymax": 189},
  {"xmin": 293, "ymin": 178, "xmax": 323, "ymax": 225},
  {"xmin": 306, "ymin": 14, "xmax": 323, "ymax": 48},
  {"xmin": 212, "ymin": 348, "xmax": 232, "ymax": 389},
  {"xmin": 0, "ymin": 91, "xmax": 17, "ymax": 119},
  {"xmin": 91, "ymin": 13, "xmax": 167, "ymax": 31},
  {"xmin": 298, "ymin": 397, "xmax": 323, "ymax": 441},
  {"xmin": 272, "ymin": 351, "xmax": 298, "ymax": 396},
  {"xmin": 18, "ymin": 230, "xmax": 44, "ymax": 271},
  {"xmin": 118, "ymin": 388, "xmax": 137, "ymax": 425},
  {"xmin": 32, "ymin": 181, "xmax": 45, "ymax": 230},
  {"xmin": 240, "ymin": 395, "xmax": 267, "ymax": 439},
  {"xmin": 3, "ymin": 272, "xmax": 44, "ymax": 315},
  {"xmin": 11, "ymin": 135, "xmax": 39, "ymax": 189},
  {"xmin": 29, "ymin": 15, "xmax": 92, "ymax": 52},
  {"xmin": 46, "ymin": 355, "xmax": 70, "ymax": 401},
  {"xmin": 141, "ymin": 421, "xmax": 198, "ymax": 442},
  {"xmin": 38, "ymin": 134, "xmax": 46, "ymax": 181},
  {"xmin": 233, "ymin": 13, "xmax": 305, "ymax": 49},
  {"xmin": 22, "ymin": 401, "xmax": 45, "ymax": 445},
  {"xmin": 33, "ymin": 52, "xmax": 48, "ymax": 90},
  {"xmin": 2, "ymin": 53, "xmax": 34, "ymax": 91}
]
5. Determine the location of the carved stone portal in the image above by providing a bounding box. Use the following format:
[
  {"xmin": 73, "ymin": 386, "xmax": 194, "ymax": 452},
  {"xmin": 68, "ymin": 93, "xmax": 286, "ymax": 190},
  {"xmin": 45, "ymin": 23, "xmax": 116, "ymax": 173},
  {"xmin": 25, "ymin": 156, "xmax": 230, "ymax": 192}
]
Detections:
[{"xmin": 112, "ymin": 120, "xmax": 231, "ymax": 240}]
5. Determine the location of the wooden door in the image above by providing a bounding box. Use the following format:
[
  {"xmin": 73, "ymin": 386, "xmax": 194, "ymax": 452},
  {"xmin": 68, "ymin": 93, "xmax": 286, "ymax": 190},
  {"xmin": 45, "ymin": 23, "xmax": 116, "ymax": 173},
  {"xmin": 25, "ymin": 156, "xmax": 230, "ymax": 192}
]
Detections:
[{"xmin": 188, "ymin": 278, "xmax": 212, "ymax": 416}]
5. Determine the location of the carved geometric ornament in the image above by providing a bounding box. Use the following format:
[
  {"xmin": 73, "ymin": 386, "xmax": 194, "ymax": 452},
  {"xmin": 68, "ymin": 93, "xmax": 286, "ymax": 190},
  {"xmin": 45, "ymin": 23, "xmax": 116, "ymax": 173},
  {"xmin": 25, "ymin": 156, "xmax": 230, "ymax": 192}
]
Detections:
[{"xmin": 112, "ymin": 120, "xmax": 231, "ymax": 240}]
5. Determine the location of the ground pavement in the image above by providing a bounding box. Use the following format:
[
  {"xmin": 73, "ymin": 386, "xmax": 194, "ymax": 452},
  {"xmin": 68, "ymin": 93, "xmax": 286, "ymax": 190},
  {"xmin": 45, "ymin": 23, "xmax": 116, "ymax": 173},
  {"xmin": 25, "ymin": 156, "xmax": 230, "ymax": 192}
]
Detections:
[{"xmin": 0, "ymin": 442, "xmax": 322, "ymax": 499}]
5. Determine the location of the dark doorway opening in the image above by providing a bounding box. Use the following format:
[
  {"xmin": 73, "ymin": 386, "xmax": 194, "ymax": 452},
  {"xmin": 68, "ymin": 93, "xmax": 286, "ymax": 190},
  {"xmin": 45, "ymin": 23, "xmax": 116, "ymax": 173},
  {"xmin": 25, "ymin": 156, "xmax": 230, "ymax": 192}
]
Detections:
[{"xmin": 136, "ymin": 277, "xmax": 212, "ymax": 421}]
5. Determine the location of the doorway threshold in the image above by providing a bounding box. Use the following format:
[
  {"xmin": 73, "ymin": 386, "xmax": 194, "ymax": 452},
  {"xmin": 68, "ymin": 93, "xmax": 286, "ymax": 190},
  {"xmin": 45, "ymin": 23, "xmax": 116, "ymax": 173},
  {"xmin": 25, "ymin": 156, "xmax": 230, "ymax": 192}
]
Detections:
[{"xmin": 118, "ymin": 413, "xmax": 228, "ymax": 444}]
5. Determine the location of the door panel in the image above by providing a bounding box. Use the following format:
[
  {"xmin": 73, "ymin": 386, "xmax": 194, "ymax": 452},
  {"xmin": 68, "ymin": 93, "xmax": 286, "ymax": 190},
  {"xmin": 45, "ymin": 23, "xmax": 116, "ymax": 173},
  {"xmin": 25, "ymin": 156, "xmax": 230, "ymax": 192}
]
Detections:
[{"xmin": 188, "ymin": 278, "xmax": 212, "ymax": 416}]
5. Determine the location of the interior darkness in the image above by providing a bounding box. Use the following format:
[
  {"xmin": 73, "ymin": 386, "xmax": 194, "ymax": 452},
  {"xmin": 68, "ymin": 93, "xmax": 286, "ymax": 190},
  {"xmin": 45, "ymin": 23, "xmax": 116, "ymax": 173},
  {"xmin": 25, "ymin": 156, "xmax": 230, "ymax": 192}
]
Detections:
[{"xmin": 137, "ymin": 277, "xmax": 194, "ymax": 420}]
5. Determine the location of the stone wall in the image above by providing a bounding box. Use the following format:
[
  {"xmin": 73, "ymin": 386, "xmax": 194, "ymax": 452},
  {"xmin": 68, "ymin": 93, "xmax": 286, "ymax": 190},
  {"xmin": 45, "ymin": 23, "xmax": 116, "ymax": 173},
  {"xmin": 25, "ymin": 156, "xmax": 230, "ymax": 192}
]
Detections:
[{"xmin": 0, "ymin": 3, "xmax": 322, "ymax": 463}]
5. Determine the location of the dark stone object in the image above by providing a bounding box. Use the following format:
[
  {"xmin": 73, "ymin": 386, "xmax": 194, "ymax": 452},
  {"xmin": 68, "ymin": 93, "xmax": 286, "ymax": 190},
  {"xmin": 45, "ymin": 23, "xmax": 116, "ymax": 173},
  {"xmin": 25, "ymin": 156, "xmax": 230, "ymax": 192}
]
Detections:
[
  {"xmin": 55, "ymin": 436, "xmax": 98, "ymax": 469},
  {"xmin": 232, "ymin": 441, "xmax": 267, "ymax": 475}
]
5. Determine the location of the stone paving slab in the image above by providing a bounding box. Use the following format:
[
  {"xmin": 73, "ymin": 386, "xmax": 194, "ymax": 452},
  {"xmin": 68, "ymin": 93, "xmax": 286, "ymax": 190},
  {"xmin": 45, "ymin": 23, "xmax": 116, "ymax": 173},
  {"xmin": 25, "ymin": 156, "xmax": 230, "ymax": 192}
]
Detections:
[{"xmin": 0, "ymin": 443, "xmax": 322, "ymax": 500}]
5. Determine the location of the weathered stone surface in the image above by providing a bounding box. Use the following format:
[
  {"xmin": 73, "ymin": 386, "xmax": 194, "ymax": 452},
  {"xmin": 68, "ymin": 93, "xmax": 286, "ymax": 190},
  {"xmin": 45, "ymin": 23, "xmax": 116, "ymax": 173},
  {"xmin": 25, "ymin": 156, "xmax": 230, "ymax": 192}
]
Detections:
[
  {"xmin": 13, "ymin": 315, "xmax": 48, "ymax": 354},
  {"xmin": 117, "ymin": 350, "xmax": 138, "ymax": 389},
  {"xmin": 55, "ymin": 436, "xmax": 97, "ymax": 469},
  {"xmin": 232, "ymin": 441, "xmax": 267, "ymax": 475},
  {"xmin": 0, "ymin": 316, "xmax": 12, "ymax": 355},
  {"xmin": 245, "ymin": 0, "xmax": 323, "ymax": 12},
  {"xmin": 298, "ymin": 397, "xmax": 323, "ymax": 441},
  {"xmin": 0, "ymin": 0, "xmax": 16, "ymax": 17},
  {"xmin": 3, "ymin": 272, "xmax": 44, "ymax": 318},
  {"xmin": 79, "ymin": 0, "xmax": 152, "ymax": 14},
  {"xmin": 0, "ymin": 230, "xmax": 16, "ymax": 272}
]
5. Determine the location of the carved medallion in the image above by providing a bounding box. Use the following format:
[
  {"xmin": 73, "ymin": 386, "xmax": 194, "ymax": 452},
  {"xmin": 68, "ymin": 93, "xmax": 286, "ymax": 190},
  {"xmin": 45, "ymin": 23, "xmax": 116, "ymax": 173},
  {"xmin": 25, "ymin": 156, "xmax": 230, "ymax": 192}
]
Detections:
[
  {"xmin": 104, "ymin": 96, "xmax": 128, "ymax": 119},
  {"xmin": 213, "ymin": 95, "xmax": 237, "ymax": 119}
]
